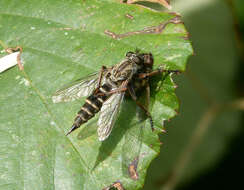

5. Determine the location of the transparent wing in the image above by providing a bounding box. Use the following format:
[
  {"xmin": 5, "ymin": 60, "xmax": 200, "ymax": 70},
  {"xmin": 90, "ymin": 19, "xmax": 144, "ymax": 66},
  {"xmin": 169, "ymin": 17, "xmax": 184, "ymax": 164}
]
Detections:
[
  {"xmin": 97, "ymin": 92, "xmax": 125, "ymax": 141},
  {"xmin": 52, "ymin": 72, "xmax": 99, "ymax": 103}
]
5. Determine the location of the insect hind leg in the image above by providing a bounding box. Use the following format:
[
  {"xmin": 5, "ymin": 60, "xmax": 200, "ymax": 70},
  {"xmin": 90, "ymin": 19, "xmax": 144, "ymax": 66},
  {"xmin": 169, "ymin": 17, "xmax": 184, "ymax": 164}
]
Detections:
[{"xmin": 94, "ymin": 66, "xmax": 107, "ymax": 94}]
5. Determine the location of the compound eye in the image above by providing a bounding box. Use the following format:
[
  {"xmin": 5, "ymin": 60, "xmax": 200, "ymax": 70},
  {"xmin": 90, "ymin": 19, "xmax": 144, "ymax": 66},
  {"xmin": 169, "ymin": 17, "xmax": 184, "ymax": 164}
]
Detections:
[
  {"xmin": 126, "ymin": 51, "xmax": 134, "ymax": 57},
  {"xmin": 144, "ymin": 53, "xmax": 153, "ymax": 65}
]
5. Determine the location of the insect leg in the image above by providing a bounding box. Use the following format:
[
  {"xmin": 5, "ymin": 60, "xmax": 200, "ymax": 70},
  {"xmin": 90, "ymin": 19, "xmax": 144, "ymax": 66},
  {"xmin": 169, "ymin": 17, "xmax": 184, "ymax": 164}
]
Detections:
[
  {"xmin": 145, "ymin": 82, "xmax": 150, "ymax": 110},
  {"xmin": 128, "ymin": 85, "xmax": 154, "ymax": 131},
  {"xmin": 94, "ymin": 66, "xmax": 107, "ymax": 93},
  {"xmin": 96, "ymin": 80, "xmax": 129, "ymax": 96},
  {"xmin": 105, "ymin": 79, "xmax": 129, "ymax": 95},
  {"xmin": 138, "ymin": 68, "xmax": 180, "ymax": 79},
  {"xmin": 128, "ymin": 83, "xmax": 137, "ymax": 100},
  {"xmin": 107, "ymin": 87, "xmax": 127, "ymax": 94},
  {"xmin": 96, "ymin": 87, "xmax": 127, "ymax": 96}
]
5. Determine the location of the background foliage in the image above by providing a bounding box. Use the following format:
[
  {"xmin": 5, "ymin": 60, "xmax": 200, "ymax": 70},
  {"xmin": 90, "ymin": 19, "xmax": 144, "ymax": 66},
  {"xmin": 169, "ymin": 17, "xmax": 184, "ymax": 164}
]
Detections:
[{"xmin": 143, "ymin": 0, "xmax": 244, "ymax": 189}]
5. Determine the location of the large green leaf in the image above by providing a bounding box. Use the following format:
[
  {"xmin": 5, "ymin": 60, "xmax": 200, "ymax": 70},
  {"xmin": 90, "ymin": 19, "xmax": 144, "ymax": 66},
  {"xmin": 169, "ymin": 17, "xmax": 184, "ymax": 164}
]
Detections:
[{"xmin": 0, "ymin": 0, "xmax": 192, "ymax": 189}]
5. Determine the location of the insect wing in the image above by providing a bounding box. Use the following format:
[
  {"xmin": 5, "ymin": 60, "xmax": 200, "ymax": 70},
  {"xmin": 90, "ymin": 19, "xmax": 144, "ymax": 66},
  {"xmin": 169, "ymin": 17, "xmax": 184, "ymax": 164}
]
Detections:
[
  {"xmin": 97, "ymin": 92, "xmax": 125, "ymax": 141},
  {"xmin": 52, "ymin": 72, "xmax": 99, "ymax": 103}
]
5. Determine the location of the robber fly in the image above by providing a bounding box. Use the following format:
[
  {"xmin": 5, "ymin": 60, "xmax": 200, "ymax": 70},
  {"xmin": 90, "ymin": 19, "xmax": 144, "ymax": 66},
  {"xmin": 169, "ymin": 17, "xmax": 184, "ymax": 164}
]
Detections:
[{"xmin": 52, "ymin": 51, "xmax": 179, "ymax": 141}]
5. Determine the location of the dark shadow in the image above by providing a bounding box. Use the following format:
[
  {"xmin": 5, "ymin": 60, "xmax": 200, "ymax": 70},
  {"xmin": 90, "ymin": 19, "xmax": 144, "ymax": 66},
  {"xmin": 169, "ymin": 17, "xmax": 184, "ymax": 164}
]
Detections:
[
  {"xmin": 143, "ymin": 1, "xmax": 244, "ymax": 189},
  {"xmin": 176, "ymin": 2, "xmax": 244, "ymax": 189},
  {"xmin": 177, "ymin": 114, "xmax": 244, "ymax": 190},
  {"xmin": 177, "ymin": 11, "xmax": 244, "ymax": 189}
]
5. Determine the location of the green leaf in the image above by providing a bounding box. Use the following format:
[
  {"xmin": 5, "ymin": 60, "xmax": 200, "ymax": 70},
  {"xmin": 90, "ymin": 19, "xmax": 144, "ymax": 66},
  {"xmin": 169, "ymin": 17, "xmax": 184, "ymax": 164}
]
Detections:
[{"xmin": 0, "ymin": 0, "xmax": 192, "ymax": 189}]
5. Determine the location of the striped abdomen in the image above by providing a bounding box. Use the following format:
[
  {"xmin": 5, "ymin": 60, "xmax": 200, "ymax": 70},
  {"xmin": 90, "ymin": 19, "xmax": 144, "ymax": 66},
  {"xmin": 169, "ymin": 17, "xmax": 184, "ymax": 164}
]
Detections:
[{"xmin": 66, "ymin": 83, "xmax": 112, "ymax": 135}]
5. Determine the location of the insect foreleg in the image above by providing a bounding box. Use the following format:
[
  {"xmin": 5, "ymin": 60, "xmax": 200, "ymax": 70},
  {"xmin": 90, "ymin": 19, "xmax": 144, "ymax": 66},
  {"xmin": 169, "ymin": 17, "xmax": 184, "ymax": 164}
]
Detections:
[
  {"xmin": 138, "ymin": 68, "xmax": 180, "ymax": 79},
  {"xmin": 128, "ymin": 85, "xmax": 154, "ymax": 131}
]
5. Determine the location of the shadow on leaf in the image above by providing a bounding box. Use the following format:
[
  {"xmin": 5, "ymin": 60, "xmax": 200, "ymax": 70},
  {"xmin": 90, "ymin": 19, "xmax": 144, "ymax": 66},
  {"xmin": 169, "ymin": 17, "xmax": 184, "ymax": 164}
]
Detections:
[
  {"xmin": 92, "ymin": 99, "xmax": 140, "ymax": 170},
  {"xmin": 77, "ymin": 119, "xmax": 97, "ymax": 141}
]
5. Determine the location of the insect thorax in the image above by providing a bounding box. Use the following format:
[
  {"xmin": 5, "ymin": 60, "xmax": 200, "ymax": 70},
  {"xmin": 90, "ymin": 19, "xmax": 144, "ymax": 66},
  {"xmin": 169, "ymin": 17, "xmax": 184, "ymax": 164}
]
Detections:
[{"xmin": 110, "ymin": 58, "xmax": 139, "ymax": 82}]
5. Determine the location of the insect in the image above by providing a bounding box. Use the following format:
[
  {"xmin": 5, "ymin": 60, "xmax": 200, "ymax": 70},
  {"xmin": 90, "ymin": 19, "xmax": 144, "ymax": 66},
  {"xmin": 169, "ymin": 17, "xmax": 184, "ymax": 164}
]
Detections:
[{"xmin": 52, "ymin": 51, "xmax": 179, "ymax": 141}]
